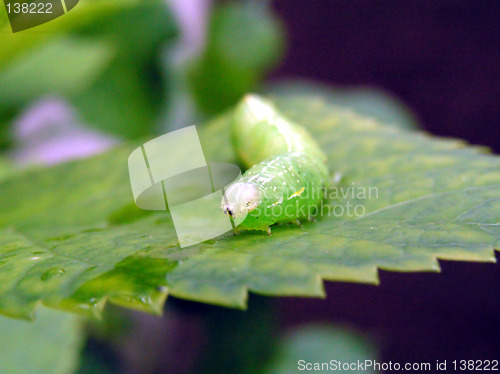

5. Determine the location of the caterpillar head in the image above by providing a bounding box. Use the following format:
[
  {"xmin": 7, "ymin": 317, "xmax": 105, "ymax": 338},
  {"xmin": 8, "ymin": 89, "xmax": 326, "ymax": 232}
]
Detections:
[{"xmin": 221, "ymin": 182, "xmax": 262, "ymax": 218}]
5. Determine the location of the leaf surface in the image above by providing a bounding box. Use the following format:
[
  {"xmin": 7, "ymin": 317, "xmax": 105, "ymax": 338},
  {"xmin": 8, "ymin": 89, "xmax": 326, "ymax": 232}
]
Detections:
[{"xmin": 0, "ymin": 95, "xmax": 499, "ymax": 317}]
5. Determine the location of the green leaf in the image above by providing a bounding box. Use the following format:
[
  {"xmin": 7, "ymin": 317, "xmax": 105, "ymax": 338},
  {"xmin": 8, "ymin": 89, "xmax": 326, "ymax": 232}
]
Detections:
[
  {"xmin": 0, "ymin": 307, "xmax": 84, "ymax": 374},
  {"xmin": 0, "ymin": 95, "xmax": 499, "ymax": 318},
  {"xmin": 0, "ymin": 0, "xmax": 177, "ymax": 139},
  {"xmin": 188, "ymin": 1, "xmax": 285, "ymax": 115},
  {"xmin": 263, "ymin": 325, "xmax": 378, "ymax": 374},
  {"xmin": 0, "ymin": 0, "xmax": 143, "ymax": 68},
  {"xmin": 0, "ymin": 158, "xmax": 14, "ymax": 181},
  {"xmin": 71, "ymin": 1, "xmax": 177, "ymax": 138},
  {"xmin": 0, "ymin": 37, "xmax": 115, "ymax": 108},
  {"xmin": 72, "ymin": 56, "xmax": 161, "ymax": 139}
]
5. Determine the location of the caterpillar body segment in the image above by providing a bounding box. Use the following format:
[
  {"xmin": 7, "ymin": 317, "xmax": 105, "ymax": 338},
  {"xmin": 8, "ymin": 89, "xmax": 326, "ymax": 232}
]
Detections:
[{"xmin": 222, "ymin": 94, "xmax": 329, "ymax": 232}]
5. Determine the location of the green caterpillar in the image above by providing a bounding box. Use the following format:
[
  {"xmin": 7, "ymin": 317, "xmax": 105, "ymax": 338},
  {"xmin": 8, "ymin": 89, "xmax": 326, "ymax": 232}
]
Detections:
[{"xmin": 222, "ymin": 94, "xmax": 329, "ymax": 233}]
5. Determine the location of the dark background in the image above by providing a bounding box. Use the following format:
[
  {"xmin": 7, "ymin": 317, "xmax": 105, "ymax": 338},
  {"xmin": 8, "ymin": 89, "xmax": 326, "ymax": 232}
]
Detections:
[
  {"xmin": 269, "ymin": 0, "xmax": 500, "ymax": 369},
  {"xmin": 272, "ymin": 0, "xmax": 500, "ymax": 152}
]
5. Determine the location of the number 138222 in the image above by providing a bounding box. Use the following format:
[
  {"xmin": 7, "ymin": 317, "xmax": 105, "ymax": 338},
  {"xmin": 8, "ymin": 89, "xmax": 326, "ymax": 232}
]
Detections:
[{"xmin": 6, "ymin": 2, "xmax": 53, "ymax": 13}]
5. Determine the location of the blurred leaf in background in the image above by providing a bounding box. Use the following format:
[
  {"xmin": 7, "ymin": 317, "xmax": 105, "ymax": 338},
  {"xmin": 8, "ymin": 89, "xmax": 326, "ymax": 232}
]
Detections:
[
  {"xmin": 266, "ymin": 79, "xmax": 420, "ymax": 130},
  {"xmin": 0, "ymin": 0, "xmax": 285, "ymax": 148},
  {"xmin": 0, "ymin": 307, "xmax": 85, "ymax": 374},
  {"xmin": 73, "ymin": 2, "xmax": 177, "ymax": 138},
  {"xmin": 263, "ymin": 324, "xmax": 378, "ymax": 374},
  {"xmin": 187, "ymin": 0, "xmax": 285, "ymax": 115},
  {"xmin": 0, "ymin": 157, "xmax": 13, "ymax": 180},
  {"xmin": 0, "ymin": 37, "xmax": 114, "ymax": 107},
  {"xmin": 0, "ymin": 0, "xmax": 178, "ymax": 144}
]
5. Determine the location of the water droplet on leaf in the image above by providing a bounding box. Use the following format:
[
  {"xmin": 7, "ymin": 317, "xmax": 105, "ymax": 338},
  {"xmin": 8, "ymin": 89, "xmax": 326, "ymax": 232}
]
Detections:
[{"xmin": 41, "ymin": 268, "xmax": 65, "ymax": 281}]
